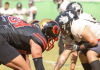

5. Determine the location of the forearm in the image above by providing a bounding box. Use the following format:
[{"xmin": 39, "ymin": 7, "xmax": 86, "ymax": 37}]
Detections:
[
  {"xmin": 80, "ymin": 42, "xmax": 97, "ymax": 50},
  {"xmin": 70, "ymin": 51, "xmax": 78, "ymax": 70},
  {"xmin": 54, "ymin": 49, "xmax": 71, "ymax": 70},
  {"xmin": 54, "ymin": 55, "xmax": 67, "ymax": 70}
]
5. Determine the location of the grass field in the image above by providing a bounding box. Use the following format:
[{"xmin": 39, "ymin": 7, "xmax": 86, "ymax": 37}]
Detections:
[{"xmin": 0, "ymin": 41, "xmax": 84, "ymax": 70}]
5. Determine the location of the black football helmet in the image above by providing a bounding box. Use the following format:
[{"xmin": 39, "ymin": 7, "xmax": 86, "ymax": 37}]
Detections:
[
  {"xmin": 64, "ymin": 9, "xmax": 79, "ymax": 20},
  {"xmin": 53, "ymin": 0, "xmax": 63, "ymax": 4},
  {"xmin": 55, "ymin": 12, "xmax": 73, "ymax": 36},
  {"xmin": 38, "ymin": 18, "xmax": 60, "ymax": 51},
  {"xmin": 66, "ymin": 2, "xmax": 83, "ymax": 16},
  {"xmin": 17, "ymin": 2, "xmax": 22, "ymax": 9}
]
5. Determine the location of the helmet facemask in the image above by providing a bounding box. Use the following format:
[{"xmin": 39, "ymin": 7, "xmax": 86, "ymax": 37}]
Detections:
[
  {"xmin": 61, "ymin": 20, "xmax": 72, "ymax": 37},
  {"xmin": 46, "ymin": 37, "xmax": 58, "ymax": 51}
]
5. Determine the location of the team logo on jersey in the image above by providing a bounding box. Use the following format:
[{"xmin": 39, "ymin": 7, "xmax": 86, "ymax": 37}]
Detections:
[
  {"xmin": 53, "ymin": 25, "xmax": 59, "ymax": 34},
  {"xmin": 59, "ymin": 15, "xmax": 68, "ymax": 24}
]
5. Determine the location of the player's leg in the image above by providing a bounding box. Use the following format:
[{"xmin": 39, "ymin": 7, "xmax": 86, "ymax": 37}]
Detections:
[
  {"xmin": 26, "ymin": 54, "xmax": 31, "ymax": 68},
  {"xmin": 79, "ymin": 50, "xmax": 92, "ymax": 70},
  {"xmin": 20, "ymin": 53, "xmax": 31, "ymax": 68},
  {"xmin": 6, "ymin": 54, "xmax": 32, "ymax": 70},
  {"xmin": 87, "ymin": 42, "xmax": 100, "ymax": 70},
  {"xmin": 70, "ymin": 51, "xmax": 78, "ymax": 70},
  {"xmin": 0, "ymin": 34, "xmax": 31, "ymax": 70}
]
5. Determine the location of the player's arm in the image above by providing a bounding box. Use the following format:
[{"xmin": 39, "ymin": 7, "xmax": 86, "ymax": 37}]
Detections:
[
  {"xmin": 32, "ymin": 10, "xmax": 37, "ymax": 19},
  {"xmin": 54, "ymin": 44, "xmax": 71, "ymax": 70},
  {"xmin": 70, "ymin": 51, "xmax": 78, "ymax": 70},
  {"xmin": 29, "ymin": 39, "xmax": 45, "ymax": 70},
  {"xmin": 69, "ymin": 25, "xmax": 98, "ymax": 51},
  {"xmin": 32, "ymin": 7, "xmax": 37, "ymax": 20},
  {"xmin": 80, "ymin": 25, "xmax": 98, "ymax": 50},
  {"xmin": 26, "ymin": 54, "xmax": 31, "ymax": 68}
]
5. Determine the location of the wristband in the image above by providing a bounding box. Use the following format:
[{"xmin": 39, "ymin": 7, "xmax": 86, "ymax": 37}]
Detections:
[
  {"xmin": 33, "ymin": 57, "xmax": 45, "ymax": 70},
  {"xmin": 83, "ymin": 42, "xmax": 92, "ymax": 49}
]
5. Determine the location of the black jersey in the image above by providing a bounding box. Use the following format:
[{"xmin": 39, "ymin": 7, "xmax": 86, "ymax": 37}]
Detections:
[{"xmin": 0, "ymin": 16, "xmax": 47, "ymax": 54}]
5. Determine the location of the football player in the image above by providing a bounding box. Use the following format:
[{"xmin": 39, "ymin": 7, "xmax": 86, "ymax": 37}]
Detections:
[
  {"xmin": 0, "ymin": 2, "xmax": 13, "ymax": 16},
  {"xmin": 54, "ymin": 10, "xmax": 79, "ymax": 70},
  {"xmin": 66, "ymin": 2, "xmax": 100, "ymax": 70},
  {"xmin": 66, "ymin": 2, "xmax": 99, "ymax": 23},
  {"xmin": 53, "ymin": 0, "xmax": 70, "ymax": 14},
  {"xmin": 27, "ymin": 0, "xmax": 37, "ymax": 23},
  {"xmin": 54, "ymin": 10, "xmax": 100, "ymax": 70},
  {"xmin": 13, "ymin": 2, "xmax": 27, "ymax": 20},
  {"xmin": 53, "ymin": 0, "xmax": 70, "ymax": 61},
  {"xmin": 0, "ymin": 16, "xmax": 60, "ymax": 70}
]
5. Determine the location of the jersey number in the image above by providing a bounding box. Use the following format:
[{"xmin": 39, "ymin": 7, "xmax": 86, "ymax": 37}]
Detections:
[{"xmin": 8, "ymin": 16, "xmax": 31, "ymax": 28}]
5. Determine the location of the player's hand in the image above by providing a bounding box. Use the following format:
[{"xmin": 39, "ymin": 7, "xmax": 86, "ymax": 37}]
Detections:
[{"xmin": 68, "ymin": 45, "xmax": 80, "ymax": 52}]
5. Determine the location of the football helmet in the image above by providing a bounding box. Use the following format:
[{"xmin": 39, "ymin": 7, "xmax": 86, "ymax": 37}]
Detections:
[
  {"xmin": 53, "ymin": 0, "xmax": 63, "ymax": 4},
  {"xmin": 55, "ymin": 12, "xmax": 73, "ymax": 36},
  {"xmin": 38, "ymin": 18, "xmax": 60, "ymax": 51},
  {"xmin": 64, "ymin": 9, "xmax": 79, "ymax": 20},
  {"xmin": 17, "ymin": 2, "xmax": 22, "ymax": 10},
  {"xmin": 28, "ymin": 0, "xmax": 34, "ymax": 7},
  {"xmin": 29, "ymin": 20, "xmax": 40, "ymax": 29},
  {"xmin": 66, "ymin": 2, "xmax": 83, "ymax": 16}
]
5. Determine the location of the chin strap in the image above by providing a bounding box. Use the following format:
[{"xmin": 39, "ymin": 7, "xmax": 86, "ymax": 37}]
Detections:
[{"xmin": 46, "ymin": 37, "xmax": 58, "ymax": 51}]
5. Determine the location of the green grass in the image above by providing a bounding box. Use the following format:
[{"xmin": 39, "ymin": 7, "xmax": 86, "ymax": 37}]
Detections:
[{"xmin": 0, "ymin": 41, "xmax": 84, "ymax": 70}]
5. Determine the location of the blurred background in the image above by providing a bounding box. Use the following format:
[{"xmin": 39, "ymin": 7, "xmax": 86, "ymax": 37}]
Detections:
[
  {"xmin": 0, "ymin": 0, "xmax": 100, "ymax": 22},
  {"xmin": 0, "ymin": 0, "xmax": 100, "ymax": 70}
]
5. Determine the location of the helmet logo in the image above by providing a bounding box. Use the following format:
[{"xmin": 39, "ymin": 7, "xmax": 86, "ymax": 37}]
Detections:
[
  {"xmin": 59, "ymin": 15, "xmax": 68, "ymax": 24},
  {"xmin": 72, "ymin": 3, "xmax": 81, "ymax": 11},
  {"xmin": 53, "ymin": 26, "xmax": 59, "ymax": 34},
  {"xmin": 66, "ymin": 11, "xmax": 74, "ymax": 19}
]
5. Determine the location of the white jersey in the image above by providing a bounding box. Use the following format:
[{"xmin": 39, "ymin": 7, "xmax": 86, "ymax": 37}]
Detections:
[
  {"xmin": 71, "ymin": 19, "xmax": 100, "ymax": 43},
  {"xmin": 27, "ymin": 6, "xmax": 37, "ymax": 23},
  {"xmin": 62, "ymin": 12, "xmax": 100, "ymax": 45},
  {"xmin": 79, "ymin": 12, "xmax": 99, "ymax": 23},
  {"xmin": 0, "ymin": 7, "xmax": 13, "ymax": 16},
  {"xmin": 13, "ymin": 8, "xmax": 27, "ymax": 20},
  {"xmin": 57, "ymin": 0, "xmax": 70, "ymax": 14}
]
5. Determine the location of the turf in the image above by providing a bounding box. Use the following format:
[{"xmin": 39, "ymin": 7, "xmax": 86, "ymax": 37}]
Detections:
[{"xmin": 0, "ymin": 41, "xmax": 84, "ymax": 70}]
